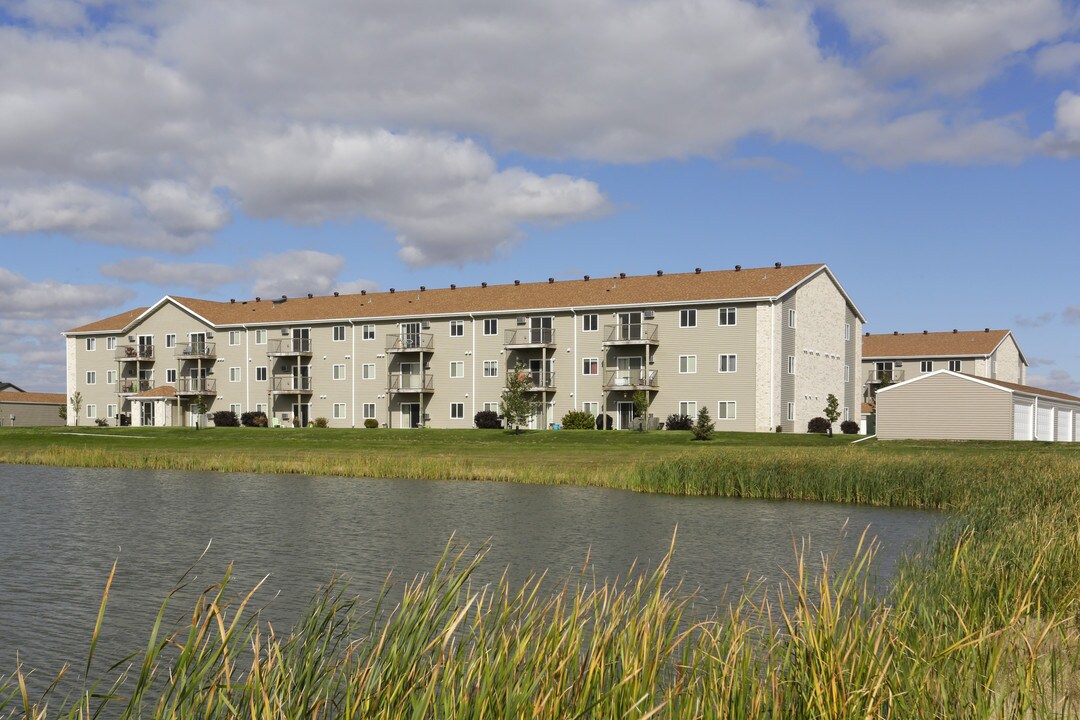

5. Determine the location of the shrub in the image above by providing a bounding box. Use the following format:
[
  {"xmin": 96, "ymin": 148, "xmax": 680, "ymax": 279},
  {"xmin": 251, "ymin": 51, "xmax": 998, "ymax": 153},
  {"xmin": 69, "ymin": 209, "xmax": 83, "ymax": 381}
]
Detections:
[
  {"xmin": 691, "ymin": 406, "xmax": 714, "ymax": 441},
  {"xmin": 94, "ymin": 418, "xmax": 109, "ymax": 427},
  {"xmin": 241, "ymin": 411, "xmax": 268, "ymax": 428},
  {"xmin": 364, "ymin": 419, "xmax": 379, "ymax": 429},
  {"xmin": 210, "ymin": 410, "xmax": 240, "ymax": 427},
  {"xmin": 840, "ymin": 420, "xmax": 860, "ymax": 435},
  {"xmin": 666, "ymin": 413, "xmax": 693, "ymax": 431},
  {"xmin": 313, "ymin": 417, "xmax": 329, "ymax": 428},
  {"xmin": 596, "ymin": 414, "xmax": 613, "ymax": 430},
  {"xmin": 474, "ymin": 410, "xmax": 502, "ymax": 429},
  {"xmin": 807, "ymin": 416, "xmax": 830, "ymax": 434},
  {"xmin": 775, "ymin": 424, "xmax": 783, "ymax": 433},
  {"xmin": 560, "ymin": 410, "xmax": 596, "ymax": 430}
]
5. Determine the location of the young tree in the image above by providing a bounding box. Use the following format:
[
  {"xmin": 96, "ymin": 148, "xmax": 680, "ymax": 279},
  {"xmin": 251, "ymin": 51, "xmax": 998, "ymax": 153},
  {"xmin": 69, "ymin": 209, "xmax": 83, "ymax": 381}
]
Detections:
[
  {"xmin": 193, "ymin": 397, "xmax": 208, "ymax": 430},
  {"xmin": 68, "ymin": 391, "xmax": 82, "ymax": 427},
  {"xmin": 691, "ymin": 405, "xmax": 714, "ymax": 441},
  {"xmin": 500, "ymin": 362, "xmax": 534, "ymax": 433},
  {"xmin": 632, "ymin": 390, "xmax": 650, "ymax": 432},
  {"xmin": 823, "ymin": 393, "xmax": 841, "ymax": 437}
]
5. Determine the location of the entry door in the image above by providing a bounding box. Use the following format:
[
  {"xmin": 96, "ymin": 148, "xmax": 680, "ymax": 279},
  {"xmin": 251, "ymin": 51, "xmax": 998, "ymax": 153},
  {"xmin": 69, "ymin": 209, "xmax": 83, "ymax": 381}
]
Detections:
[
  {"xmin": 292, "ymin": 328, "xmax": 310, "ymax": 353},
  {"xmin": 529, "ymin": 358, "xmax": 553, "ymax": 386},
  {"xmin": 617, "ymin": 401, "xmax": 635, "ymax": 430},
  {"xmin": 875, "ymin": 361, "xmax": 894, "ymax": 383},
  {"xmin": 400, "ymin": 361, "xmax": 419, "ymax": 389},
  {"xmin": 400, "ymin": 322, "xmax": 421, "ymax": 349},
  {"xmin": 292, "ymin": 364, "xmax": 310, "ymax": 391},
  {"xmin": 189, "ymin": 366, "xmax": 208, "ymax": 393},
  {"xmin": 530, "ymin": 316, "xmax": 552, "ymax": 344},
  {"xmin": 618, "ymin": 312, "xmax": 642, "ymax": 341},
  {"xmin": 401, "ymin": 403, "xmax": 421, "ymax": 428},
  {"xmin": 189, "ymin": 332, "xmax": 207, "ymax": 355},
  {"xmin": 616, "ymin": 356, "xmax": 643, "ymax": 385},
  {"xmin": 292, "ymin": 402, "xmax": 310, "ymax": 426},
  {"xmin": 141, "ymin": 401, "xmax": 155, "ymax": 427},
  {"xmin": 138, "ymin": 334, "xmax": 154, "ymax": 359}
]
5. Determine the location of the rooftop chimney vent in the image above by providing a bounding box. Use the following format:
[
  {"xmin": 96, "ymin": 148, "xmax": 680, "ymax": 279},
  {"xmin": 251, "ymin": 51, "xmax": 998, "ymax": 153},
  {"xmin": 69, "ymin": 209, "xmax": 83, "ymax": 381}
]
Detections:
[
  {"xmin": 774, "ymin": 262, "xmax": 782, "ymax": 269},
  {"xmin": 893, "ymin": 331, "xmax": 898, "ymax": 335},
  {"xmin": 307, "ymin": 293, "xmax": 313, "ymax": 299},
  {"xmin": 389, "ymin": 288, "xmax": 395, "ymax": 294},
  {"xmin": 619, "ymin": 272, "xmax": 626, "ymax": 279},
  {"xmin": 255, "ymin": 297, "xmax": 261, "ymax": 302},
  {"xmin": 360, "ymin": 290, "xmax": 366, "ymax": 295},
  {"xmin": 230, "ymin": 299, "xmax": 235, "ymax": 304},
  {"xmin": 735, "ymin": 265, "xmax": 741, "ymax": 271},
  {"xmin": 482, "ymin": 282, "xmax": 487, "ymax": 288},
  {"xmin": 695, "ymin": 267, "xmax": 701, "ymax": 274},
  {"xmin": 656, "ymin": 270, "xmax": 663, "ymax": 276},
  {"xmin": 985, "ymin": 328, "xmax": 990, "ymax": 332},
  {"xmin": 953, "ymin": 329, "xmax": 958, "ymax": 334},
  {"xmin": 923, "ymin": 330, "xmax": 928, "ymax": 334},
  {"xmin": 420, "ymin": 285, "xmax": 426, "ymax": 291},
  {"xmin": 514, "ymin": 280, "xmax": 520, "ymax": 286},
  {"xmin": 450, "ymin": 284, "xmax": 456, "ymax": 290},
  {"xmin": 333, "ymin": 292, "xmax": 339, "ymax": 297},
  {"xmin": 548, "ymin": 277, "xmax": 554, "ymax": 284}
]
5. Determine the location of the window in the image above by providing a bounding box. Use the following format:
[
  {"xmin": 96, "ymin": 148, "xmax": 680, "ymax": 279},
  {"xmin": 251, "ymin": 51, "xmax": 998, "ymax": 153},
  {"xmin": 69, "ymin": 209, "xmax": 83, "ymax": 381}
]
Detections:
[
  {"xmin": 845, "ymin": 365, "xmax": 850, "ymax": 383},
  {"xmin": 106, "ymin": 337, "xmax": 116, "ymax": 351},
  {"xmin": 717, "ymin": 401, "xmax": 736, "ymax": 420},
  {"xmin": 106, "ymin": 370, "xmax": 117, "ymax": 385},
  {"xmin": 680, "ymin": 309, "xmax": 697, "ymax": 328},
  {"xmin": 255, "ymin": 329, "xmax": 267, "ymax": 345},
  {"xmin": 333, "ymin": 403, "xmax": 346, "ymax": 419},
  {"xmin": 787, "ymin": 356, "xmax": 795, "ymax": 375},
  {"xmin": 86, "ymin": 371, "xmax": 96, "ymax": 385},
  {"xmin": 255, "ymin": 366, "xmax": 267, "ymax": 382},
  {"xmin": 679, "ymin": 355, "xmax": 697, "ymax": 374},
  {"xmin": 362, "ymin": 403, "xmax": 376, "ymax": 420},
  {"xmin": 718, "ymin": 355, "xmax": 737, "ymax": 373},
  {"xmin": 949, "ymin": 360, "xmax": 962, "ymax": 372},
  {"xmin": 582, "ymin": 358, "xmax": 598, "ymax": 376},
  {"xmin": 362, "ymin": 363, "xmax": 376, "ymax": 380},
  {"xmin": 843, "ymin": 406, "xmax": 849, "ymax": 421},
  {"xmin": 86, "ymin": 404, "xmax": 97, "ymax": 419},
  {"xmin": 165, "ymin": 334, "xmax": 176, "ymax": 349},
  {"xmin": 788, "ymin": 309, "xmax": 796, "ymax": 328},
  {"xmin": 230, "ymin": 403, "xmax": 241, "ymax": 415},
  {"xmin": 718, "ymin": 307, "xmax": 736, "ymax": 326},
  {"xmin": 362, "ymin": 324, "xmax": 375, "ymax": 340},
  {"xmin": 450, "ymin": 402, "xmax": 464, "ymax": 419},
  {"xmin": 85, "ymin": 338, "xmax": 96, "ymax": 351},
  {"xmin": 333, "ymin": 325, "xmax": 347, "ymax": 342},
  {"xmin": 255, "ymin": 403, "xmax": 267, "ymax": 414},
  {"xmin": 106, "ymin": 404, "xmax": 116, "ymax": 419},
  {"xmin": 229, "ymin": 367, "xmax": 241, "ymax": 382},
  {"xmin": 166, "ymin": 369, "xmax": 177, "ymax": 383},
  {"xmin": 845, "ymin": 323, "xmax": 851, "ymax": 341},
  {"xmin": 483, "ymin": 318, "xmax": 498, "ymax": 336},
  {"xmin": 229, "ymin": 330, "xmax": 241, "ymax": 346},
  {"xmin": 582, "ymin": 314, "xmax": 598, "ymax": 332},
  {"xmin": 449, "ymin": 320, "xmax": 464, "ymax": 337},
  {"xmin": 921, "ymin": 361, "xmax": 934, "ymax": 373},
  {"xmin": 582, "ymin": 401, "xmax": 599, "ymax": 416},
  {"xmin": 449, "ymin": 361, "xmax": 464, "ymax": 378},
  {"xmin": 483, "ymin": 402, "xmax": 499, "ymax": 413},
  {"xmin": 483, "ymin": 360, "xmax": 499, "ymax": 377},
  {"xmin": 786, "ymin": 402, "xmax": 794, "ymax": 421},
  {"xmin": 679, "ymin": 401, "xmax": 697, "ymax": 417},
  {"xmin": 333, "ymin": 364, "xmax": 346, "ymax": 380}
]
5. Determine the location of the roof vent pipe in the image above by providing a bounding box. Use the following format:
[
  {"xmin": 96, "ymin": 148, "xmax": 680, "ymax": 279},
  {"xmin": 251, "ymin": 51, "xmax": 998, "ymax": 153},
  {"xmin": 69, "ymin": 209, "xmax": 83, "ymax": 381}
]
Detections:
[
  {"xmin": 953, "ymin": 329, "xmax": 958, "ymax": 333},
  {"xmin": 656, "ymin": 270, "xmax": 663, "ymax": 276},
  {"xmin": 584, "ymin": 275, "xmax": 590, "ymax": 281},
  {"xmin": 361, "ymin": 290, "xmax": 366, "ymax": 295},
  {"xmin": 482, "ymin": 282, "xmax": 487, "ymax": 288},
  {"xmin": 893, "ymin": 331, "xmax": 898, "ymax": 335},
  {"xmin": 334, "ymin": 292, "xmax": 339, "ymax": 297},
  {"xmin": 450, "ymin": 284, "xmax": 456, "ymax": 290},
  {"xmin": 548, "ymin": 278, "xmax": 554, "ymax": 284},
  {"xmin": 514, "ymin": 280, "xmax": 520, "ymax": 286},
  {"xmin": 695, "ymin": 268, "xmax": 701, "ymax": 274},
  {"xmin": 774, "ymin": 262, "xmax": 782, "ymax": 269},
  {"xmin": 735, "ymin": 265, "xmax": 741, "ymax": 271},
  {"xmin": 923, "ymin": 330, "xmax": 928, "ymax": 334},
  {"xmin": 230, "ymin": 299, "xmax": 235, "ymax": 304},
  {"xmin": 307, "ymin": 293, "xmax": 313, "ymax": 299},
  {"xmin": 619, "ymin": 272, "xmax": 626, "ymax": 279},
  {"xmin": 420, "ymin": 286, "xmax": 426, "ymax": 291},
  {"xmin": 984, "ymin": 328, "xmax": 990, "ymax": 332},
  {"xmin": 255, "ymin": 297, "xmax": 261, "ymax": 302},
  {"xmin": 390, "ymin": 288, "xmax": 395, "ymax": 293}
]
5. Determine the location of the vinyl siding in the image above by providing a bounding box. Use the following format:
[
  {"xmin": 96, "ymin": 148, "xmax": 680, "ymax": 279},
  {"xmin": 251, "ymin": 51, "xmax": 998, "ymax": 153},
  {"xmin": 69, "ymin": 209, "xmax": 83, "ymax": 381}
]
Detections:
[
  {"xmin": 0, "ymin": 400, "xmax": 65, "ymax": 426},
  {"xmin": 780, "ymin": 293, "xmax": 796, "ymax": 432},
  {"xmin": 877, "ymin": 374, "xmax": 1013, "ymax": 440}
]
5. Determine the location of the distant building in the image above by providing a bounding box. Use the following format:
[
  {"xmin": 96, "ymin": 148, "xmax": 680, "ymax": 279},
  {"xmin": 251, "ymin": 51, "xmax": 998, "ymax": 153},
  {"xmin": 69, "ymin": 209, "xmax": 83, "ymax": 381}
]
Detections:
[
  {"xmin": 0, "ymin": 382, "xmax": 27, "ymax": 393},
  {"xmin": 0, "ymin": 389, "xmax": 66, "ymax": 427}
]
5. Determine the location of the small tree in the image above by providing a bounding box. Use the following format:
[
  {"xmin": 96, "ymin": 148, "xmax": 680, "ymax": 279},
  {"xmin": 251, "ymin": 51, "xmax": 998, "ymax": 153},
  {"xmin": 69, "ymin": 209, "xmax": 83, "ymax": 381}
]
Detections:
[
  {"xmin": 691, "ymin": 406, "xmax": 714, "ymax": 441},
  {"xmin": 500, "ymin": 362, "xmax": 534, "ymax": 433},
  {"xmin": 58, "ymin": 404, "xmax": 67, "ymax": 422},
  {"xmin": 69, "ymin": 391, "xmax": 82, "ymax": 426},
  {"xmin": 633, "ymin": 390, "xmax": 650, "ymax": 431},
  {"xmin": 193, "ymin": 397, "xmax": 208, "ymax": 430},
  {"xmin": 823, "ymin": 393, "xmax": 841, "ymax": 437}
]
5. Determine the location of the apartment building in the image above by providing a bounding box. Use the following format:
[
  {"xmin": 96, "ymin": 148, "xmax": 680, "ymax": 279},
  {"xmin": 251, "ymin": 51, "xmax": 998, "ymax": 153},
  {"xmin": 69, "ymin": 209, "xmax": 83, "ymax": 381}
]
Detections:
[
  {"xmin": 64, "ymin": 263, "xmax": 864, "ymax": 432},
  {"xmin": 862, "ymin": 329, "xmax": 1027, "ymax": 404}
]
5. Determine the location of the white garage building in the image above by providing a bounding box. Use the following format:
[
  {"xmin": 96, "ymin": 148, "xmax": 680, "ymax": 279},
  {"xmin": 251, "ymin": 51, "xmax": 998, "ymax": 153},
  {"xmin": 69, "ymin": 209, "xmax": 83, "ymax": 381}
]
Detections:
[{"xmin": 876, "ymin": 371, "xmax": 1080, "ymax": 442}]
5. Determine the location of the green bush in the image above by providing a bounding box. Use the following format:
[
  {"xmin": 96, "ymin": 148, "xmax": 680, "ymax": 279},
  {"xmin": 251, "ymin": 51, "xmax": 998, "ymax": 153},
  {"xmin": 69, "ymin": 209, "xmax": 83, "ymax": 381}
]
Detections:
[
  {"xmin": 313, "ymin": 417, "xmax": 329, "ymax": 428},
  {"xmin": 666, "ymin": 414, "xmax": 693, "ymax": 431},
  {"xmin": 241, "ymin": 411, "xmax": 268, "ymax": 427},
  {"xmin": 364, "ymin": 419, "xmax": 379, "ymax": 429},
  {"xmin": 691, "ymin": 407, "xmax": 714, "ymax": 441},
  {"xmin": 474, "ymin": 410, "xmax": 502, "ymax": 429},
  {"xmin": 807, "ymin": 416, "xmax": 830, "ymax": 434},
  {"xmin": 840, "ymin": 420, "xmax": 860, "ymax": 435},
  {"xmin": 560, "ymin": 410, "xmax": 596, "ymax": 430},
  {"xmin": 210, "ymin": 410, "xmax": 239, "ymax": 427}
]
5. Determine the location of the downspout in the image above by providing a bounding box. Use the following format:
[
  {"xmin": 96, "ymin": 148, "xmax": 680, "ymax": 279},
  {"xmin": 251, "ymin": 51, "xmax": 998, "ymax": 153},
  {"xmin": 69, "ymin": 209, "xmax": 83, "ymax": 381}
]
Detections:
[
  {"xmin": 770, "ymin": 301, "xmax": 776, "ymax": 430},
  {"xmin": 243, "ymin": 325, "xmax": 250, "ymax": 413},
  {"xmin": 570, "ymin": 308, "xmax": 578, "ymax": 410},
  {"xmin": 1033, "ymin": 395, "xmax": 1038, "ymax": 440},
  {"xmin": 469, "ymin": 313, "xmax": 476, "ymax": 422},
  {"xmin": 350, "ymin": 320, "xmax": 356, "ymax": 428}
]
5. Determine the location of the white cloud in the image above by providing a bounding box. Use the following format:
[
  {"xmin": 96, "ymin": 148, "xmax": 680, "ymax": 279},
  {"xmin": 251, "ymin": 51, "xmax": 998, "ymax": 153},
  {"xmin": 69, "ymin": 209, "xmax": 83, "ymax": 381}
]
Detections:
[
  {"xmin": 132, "ymin": 181, "xmax": 230, "ymax": 237},
  {"xmin": 0, "ymin": 266, "xmax": 133, "ymax": 321},
  {"xmin": 99, "ymin": 256, "xmax": 239, "ymax": 293},
  {"xmin": 1042, "ymin": 91, "xmax": 1080, "ymax": 157},
  {"xmin": 1028, "ymin": 369, "xmax": 1080, "ymax": 395},
  {"xmin": 337, "ymin": 278, "xmax": 380, "ymax": 295},
  {"xmin": 250, "ymin": 250, "xmax": 347, "ymax": 298},
  {"xmin": 1034, "ymin": 42, "xmax": 1080, "ymax": 75}
]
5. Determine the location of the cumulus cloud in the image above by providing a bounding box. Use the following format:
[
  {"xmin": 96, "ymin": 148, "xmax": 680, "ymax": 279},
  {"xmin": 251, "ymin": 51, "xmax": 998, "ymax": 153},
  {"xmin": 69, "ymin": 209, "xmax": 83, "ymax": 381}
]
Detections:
[
  {"xmin": 1034, "ymin": 42, "xmax": 1080, "ymax": 75},
  {"xmin": 249, "ymin": 250, "xmax": 348, "ymax": 298},
  {"xmin": 0, "ymin": 266, "xmax": 133, "ymax": 321},
  {"xmin": 1015, "ymin": 311, "xmax": 1057, "ymax": 328},
  {"xmin": 1028, "ymin": 369, "xmax": 1080, "ymax": 395},
  {"xmin": 99, "ymin": 256, "xmax": 238, "ymax": 293},
  {"xmin": 1041, "ymin": 91, "xmax": 1080, "ymax": 157},
  {"xmin": 1027, "ymin": 357, "xmax": 1056, "ymax": 368}
]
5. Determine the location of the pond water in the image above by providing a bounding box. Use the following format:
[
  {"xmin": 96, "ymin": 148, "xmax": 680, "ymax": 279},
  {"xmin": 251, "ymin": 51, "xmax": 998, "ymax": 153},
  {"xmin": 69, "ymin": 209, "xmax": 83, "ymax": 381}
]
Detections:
[{"xmin": 0, "ymin": 463, "xmax": 940, "ymax": 685}]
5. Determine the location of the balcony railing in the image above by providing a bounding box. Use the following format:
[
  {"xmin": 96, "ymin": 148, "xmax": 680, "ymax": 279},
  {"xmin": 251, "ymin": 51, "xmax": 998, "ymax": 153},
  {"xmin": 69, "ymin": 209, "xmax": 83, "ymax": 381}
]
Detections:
[
  {"xmin": 175, "ymin": 341, "xmax": 216, "ymax": 359},
  {"xmin": 116, "ymin": 344, "xmax": 155, "ymax": 361},
  {"xmin": 386, "ymin": 333, "xmax": 434, "ymax": 353},
  {"xmin": 388, "ymin": 372, "xmax": 434, "ymax": 393},
  {"xmin": 176, "ymin": 377, "xmax": 217, "ymax": 395},
  {"xmin": 118, "ymin": 379, "xmax": 155, "ymax": 395},
  {"xmin": 602, "ymin": 323, "xmax": 659, "ymax": 345},
  {"xmin": 603, "ymin": 369, "xmax": 660, "ymax": 390},
  {"xmin": 267, "ymin": 338, "xmax": 313, "ymax": 356},
  {"xmin": 521, "ymin": 371, "xmax": 556, "ymax": 390},
  {"xmin": 866, "ymin": 369, "xmax": 904, "ymax": 384},
  {"xmin": 504, "ymin": 328, "xmax": 555, "ymax": 348},
  {"xmin": 271, "ymin": 376, "xmax": 313, "ymax": 393}
]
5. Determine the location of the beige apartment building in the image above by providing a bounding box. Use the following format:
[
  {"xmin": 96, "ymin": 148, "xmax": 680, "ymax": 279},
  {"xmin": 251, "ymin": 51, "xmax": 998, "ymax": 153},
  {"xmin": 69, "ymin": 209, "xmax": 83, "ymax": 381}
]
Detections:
[{"xmin": 64, "ymin": 263, "xmax": 864, "ymax": 432}]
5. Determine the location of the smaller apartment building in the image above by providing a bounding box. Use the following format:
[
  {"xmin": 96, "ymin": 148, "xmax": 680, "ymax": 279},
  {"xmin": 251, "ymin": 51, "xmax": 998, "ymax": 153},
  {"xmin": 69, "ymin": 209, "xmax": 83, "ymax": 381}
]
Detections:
[{"xmin": 64, "ymin": 264, "xmax": 864, "ymax": 432}]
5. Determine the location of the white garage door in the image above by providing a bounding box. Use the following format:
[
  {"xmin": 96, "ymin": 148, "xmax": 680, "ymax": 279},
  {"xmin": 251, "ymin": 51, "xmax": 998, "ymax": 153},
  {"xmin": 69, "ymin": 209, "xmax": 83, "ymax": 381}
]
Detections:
[
  {"xmin": 1013, "ymin": 403, "xmax": 1033, "ymax": 441},
  {"xmin": 1037, "ymin": 407, "xmax": 1054, "ymax": 441},
  {"xmin": 1058, "ymin": 409, "xmax": 1074, "ymax": 442}
]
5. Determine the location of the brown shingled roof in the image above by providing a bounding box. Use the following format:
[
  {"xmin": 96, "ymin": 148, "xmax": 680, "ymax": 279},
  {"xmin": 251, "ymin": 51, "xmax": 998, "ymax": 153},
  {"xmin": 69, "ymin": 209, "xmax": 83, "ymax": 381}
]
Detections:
[
  {"xmin": 964, "ymin": 374, "xmax": 1080, "ymax": 404},
  {"xmin": 0, "ymin": 392, "xmax": 66, "ymax": 405},
  {"xmin": 863, "ymin": 330, "xmax": 1012, "ymax": 359},
  {"xmin": 69, "ymin": 264, "xmax": 850, "ymax": 333}
]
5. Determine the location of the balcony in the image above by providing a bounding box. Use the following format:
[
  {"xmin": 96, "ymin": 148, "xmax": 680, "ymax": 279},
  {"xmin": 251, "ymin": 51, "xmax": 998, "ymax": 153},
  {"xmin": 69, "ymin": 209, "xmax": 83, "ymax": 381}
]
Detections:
[
  {"xmin": 602, "ymin": 323, "xmax": 659, "ymax": 346},
  {"xmin": 386, "ymin": 333, "xmax": 434, "ymax": 353},
  {"xmin": 175, "ymin": 341, "xmax": 216, "ymax": 360},
  {"xmin": 521, "ymin": 371, "xmax": 556, "ymax": 391},
  {"xmin": 116, "ymin": 344, "xmax": 155, "ymax": 361},
  {"xmin": 118, "ymin": 379, "xmax": 155, "ymax": 395},
  {"xmin": 504, "ymin": 328, "xmax": 555, "ymax": 348},
  {"xmin": 388, "ymin": 372, "xmax": 434, "ymax": 393},
  {"xmin": 175, "ymin": 377, "xmax": 217, "ymax": 396},
  {"xmin": 603, "ymin": 369, "xmax": 660, "ymax": 391},
  {"xmin": 267, "ymin": 338, "xmax": 313, "ymax": 357},
  {"xmin": 271, "ymin": 376, "xmax": 313, "ymax": 394},
  {"xmin": 866, "ymin": 369, "xmax": 904, "ymax": 385}
]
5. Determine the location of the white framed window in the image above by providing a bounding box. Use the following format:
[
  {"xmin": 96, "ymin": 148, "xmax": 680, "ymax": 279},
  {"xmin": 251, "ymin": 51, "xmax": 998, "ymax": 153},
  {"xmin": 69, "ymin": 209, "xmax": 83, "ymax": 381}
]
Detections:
[
  {"xmin": 786, "ymin": 402, "xmax": 794, "ymax": 421},
  {"xmin": 362, "ymin": 324, "xmax": 375, "ymax": 340},
  {"xmin": 106, "ymin": 370, "xmax": 117, "ymax": 385},
  {"xmin": 362, "ymin": 363, "xmax": 376, "ymax": 380},
  {"xmin": 922, "ymin": 360, "xmax": 934, "ymax": 372},
  {"xmin": 85, "ymin": 337, "xmax": 96, "ymax": 351},
  {"xmin": 787, "ymin": 356, "xmax": 795, "ymax": 375},
  {"xmin": 582, "ymin": 358, "xmax": 598, "ymax": 376},
  {"xmin": 949, "ymin": 360, "xmax": 962, "ymax": 372},
  {"xmin": 362, "ymin": 403, "xmax": 377, "ymax": 419},
  {"xmin": 582, "ymin": 314, "xmax": 598, "ymax": 332},
  {"xmin": 333, "ymin": 364, "xmax": 346, "ymax": 380},
  {"xmin": 845, "ymin": 323, "xmax": 851, "ymax": 341},
  {"xmin": 166, "ymin": 369, "xmax": 177, "ymax": 383},
  {"xmin": 843, "ymin": 406, "xmax": 849, "ymax": 421},
  {"xmin": 229, "ymin": 330, "xmax": 241, "ymax": 346},
  {"xmin": 718, "ymin": 354, "xmax": 737, "ymax": 373},
  {"xmin": 449, "ymin": 320, "xmax": 464, "ymax": 337},
  {"xmin": 718, "ymin": 307, "xmax": 736, "ymax": 326},
  {"xmin": 165, "ymin": 334, "xmax": 176, "ymax": 349},
  {"xmin": 86, "ymin": 404, "xmax": 97, "ymax": 419},
  {"xmin": 582, "ymin": 401, "xmax": 599, "ymax": 416},
  {"xmin": 333, "ymin": 403, "xmax": 347, "ymax": 419},
  {"xmin": 229, "ymin": 367, "xmax": 241, "ymax": 382},
  {"xmin": 483, "ymin": 401, "xmax": 499, "ymax": 413},
  {"xmin": 483, "ymin": 318, "xmax": 498, "ymax": 335},
  {"xmin": 483, "ymin": 360, "xmax": 499, "ymax": 377},
  {"xmin": 86, "ymin": 371, "xmax": 96, "ymax": 385},
  {"xmin": 717, "ymin": 401, "xmax": 736, "ymax": 420},
  {"xmin": 255, "ymin": 403, "xmax": 268, "ymax": 414},
  {"xmin": 450, "ymin": 402, "xmax": 464, "ymax": 419},
  {"xmin": 845, "ymin": 365, "xmax": 850, "ymax": 383},
  {"xmin": 255, "ymin": 329, "xmax": 267, "ymax": 345},
  {"xmin": 679, "ymin": 355, "xmax": 697, "ymax": 374},
  {"xmin": 449, "ymin": 361, "xmax": 464, "ymax": 378},
  {"xmin": 255, "ymin": 366, "xmax": 267, "ymax": 382},
  {"xmin": 106, "ymin": 337, "xmax": 116, "ymax": 351},
  {"xmin": 229, "ymin": 403, "xmax": 241, "ymax": 415},
  {"xmin": 788, "ymin": 309, "xmax": 796, "ymax": 328},
  {"xmin": 106, "ymin": 404, "xmax": 117, "ymax": 419},
  {"xmin": 333, "ymin": 325, "xmax": 347, "ymax": 342},
  {"xmin": 679, "ymin": 309, "xmax": 697, "ymax": 328},
  {"xmin": 679, "ymin": 401, "xmax": 697, "ymax": 417}
]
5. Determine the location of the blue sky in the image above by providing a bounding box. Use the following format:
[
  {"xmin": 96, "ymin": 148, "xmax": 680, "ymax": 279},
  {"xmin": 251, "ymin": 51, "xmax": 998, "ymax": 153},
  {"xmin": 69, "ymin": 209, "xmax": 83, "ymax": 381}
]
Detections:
[{"xmin": 1, "ymin": 0, "xmax": 1079, "ymax": 393}]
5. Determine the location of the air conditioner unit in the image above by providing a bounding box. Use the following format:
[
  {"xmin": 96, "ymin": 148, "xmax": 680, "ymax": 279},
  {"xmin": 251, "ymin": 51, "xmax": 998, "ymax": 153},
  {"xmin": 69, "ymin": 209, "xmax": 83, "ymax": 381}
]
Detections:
[
  {"xmin": 281, "ymin": 328, "xmax": 290, "ymax": 335},
  {"xmin": 128, "ymin": 336, "xmax": 135, "ymax": 342},
  {"xmin": 894, "ymin": 362, "xmax": 904, "ymax": 367},
  {"xmin": 421, "ymin": 320, "xmax": 430, "ymax": 329},
  {"xmin": 643, "ymin": 310, "xmax": 655, "ymax": 319},
  {"xmin": 206, "ymin": 332, "xmax": 214, "ymax": 339},
  {"xmin": 517, "ymin": 316, "xmax": 527, "ymax": 325}
]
